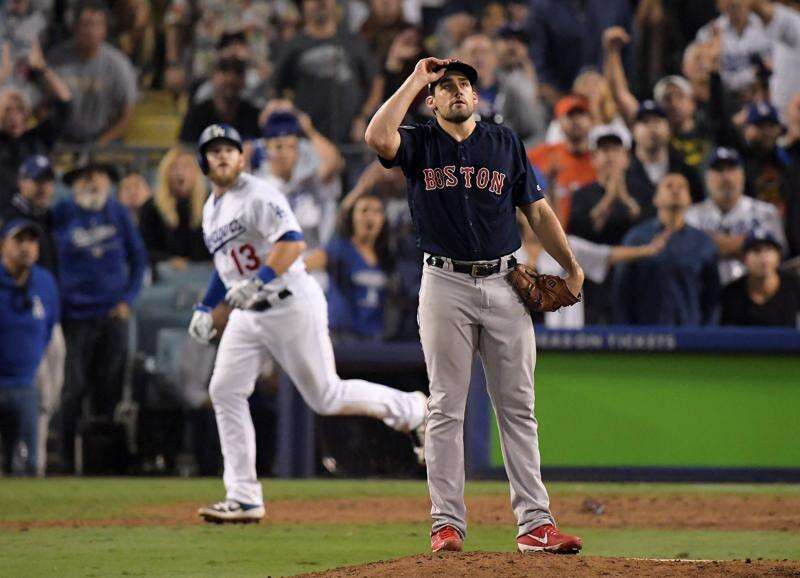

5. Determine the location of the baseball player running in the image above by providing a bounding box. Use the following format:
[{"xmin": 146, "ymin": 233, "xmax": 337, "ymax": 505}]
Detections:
[
  {"xmin": 366, "ymin": 59, "xmax": 585, "ymax": 553},
  {"xmin": 189, "ymin": 124, "xmax": 427, "ymax": 523}
]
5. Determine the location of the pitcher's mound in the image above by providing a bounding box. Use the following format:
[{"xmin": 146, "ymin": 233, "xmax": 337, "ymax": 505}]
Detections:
[{"xmin": 301, "ymin": 552, "xmax": 800, "ymax": 577}]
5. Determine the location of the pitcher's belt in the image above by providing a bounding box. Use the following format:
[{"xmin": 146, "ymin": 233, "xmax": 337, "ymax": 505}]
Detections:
[
  {"xmin": 251, "ymin": 289, "xmax": 293, "ymax": 311},
  {"xmin": 425, "ymin": 254, "xmax": 518, "ymax": 278}
]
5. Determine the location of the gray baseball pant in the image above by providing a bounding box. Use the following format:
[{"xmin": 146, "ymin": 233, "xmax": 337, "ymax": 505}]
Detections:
[{"xmin": 418, "ymin": 259, "xmax": 554, "ymax": 539}]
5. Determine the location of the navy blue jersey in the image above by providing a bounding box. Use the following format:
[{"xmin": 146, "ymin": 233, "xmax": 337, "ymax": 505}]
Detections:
[{"xmin": 378, "ymin": 120, "xmax": 543, "ymax": 260}]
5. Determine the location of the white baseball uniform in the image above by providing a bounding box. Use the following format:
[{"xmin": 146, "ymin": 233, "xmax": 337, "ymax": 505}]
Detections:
[
  {"xmin": 202, "ymin": 173, "xmax": 425, "ymax": 506},
  {"xmin": 685, "ymin": 195, "xmax": 787, "ymax": 285}
]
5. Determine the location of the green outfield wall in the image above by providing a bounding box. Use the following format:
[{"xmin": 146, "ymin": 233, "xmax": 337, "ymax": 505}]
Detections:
[{"xmin": 489, "ymin": 353, "xmax": 800, "ymax": 469}]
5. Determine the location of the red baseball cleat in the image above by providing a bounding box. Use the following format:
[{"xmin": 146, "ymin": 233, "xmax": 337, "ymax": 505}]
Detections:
[
  {"xmin": 431, "ymin": 525, "xmax": 464, "ymax": 553},
  {"xmin": 517, "ymin": 524, "xmax": 582, "ymax": 554}
]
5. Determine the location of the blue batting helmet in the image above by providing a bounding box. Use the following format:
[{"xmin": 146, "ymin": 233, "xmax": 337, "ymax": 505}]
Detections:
[{"xmin": 197, "ymin": 123, "xmax": 243, "ymax": 174}]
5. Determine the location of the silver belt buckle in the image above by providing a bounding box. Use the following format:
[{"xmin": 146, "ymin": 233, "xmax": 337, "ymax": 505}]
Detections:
[{"xmin": 470, "ymin": 263, "xmax": 493, "ymax": 277}]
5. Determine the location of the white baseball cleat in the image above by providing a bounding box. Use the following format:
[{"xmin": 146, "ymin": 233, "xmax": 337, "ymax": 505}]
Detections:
[
  {"xmin": 198, "ymin": 500, "xmax": 265, "ymax": 524},
  {"xmin": 412, "ymin": 391, "xmax": 428, "ymax": 465}
]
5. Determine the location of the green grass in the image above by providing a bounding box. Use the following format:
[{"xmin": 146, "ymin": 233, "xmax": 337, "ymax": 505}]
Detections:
[
  {"xmin": 491, "ymin": 353, "xmax": 800, "ymax": 468},
  {"xmin": 0, "ymin": 479, "xmax": 799, "ymax": 577}
]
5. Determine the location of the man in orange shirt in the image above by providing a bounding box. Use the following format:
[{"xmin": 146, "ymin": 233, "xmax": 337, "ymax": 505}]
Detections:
[{"xmin": 528, "ymin": 95, "xmax": 597, "ymax": 223}]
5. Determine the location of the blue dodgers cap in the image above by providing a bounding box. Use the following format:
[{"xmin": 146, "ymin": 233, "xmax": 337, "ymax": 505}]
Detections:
[
  {"xmin": 635, "ymin": 99, "xmax": 668, "ymax": 122},
  {"xmin": 746, "ymin": 101, "xmax": 781, "ymax": 125},
  {"xmin": 19, "ymin": 155, "xmax": 55, "ymax": 181},
  {"xmin": 707, "ymin": 146, "xmax": 742, "ymax": 169},
  {"xmin": 262, "ymin": 111, "xmax": 302, "ymax": 139},
  {"xmin": 743, "ymin": 229, "xmax": 782, "ymax": 253},
  {"xmin": 0, "ymin": 217, "xmax": 41, "ymax": 240}
]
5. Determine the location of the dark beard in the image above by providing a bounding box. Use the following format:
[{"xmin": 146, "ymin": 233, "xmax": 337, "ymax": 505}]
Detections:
[
  {"xmin": 440, "ymin": 109, "xmax": 472, "ymax": 124},
  {"xmin": 210, "ymin": 169, "xmax": 240, "ymax": 188}
]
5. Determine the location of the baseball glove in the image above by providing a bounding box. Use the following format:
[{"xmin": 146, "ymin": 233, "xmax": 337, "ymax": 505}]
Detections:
[{"xmin": 507, "ymin": 264, "xmax": 581, "ymax": 313}]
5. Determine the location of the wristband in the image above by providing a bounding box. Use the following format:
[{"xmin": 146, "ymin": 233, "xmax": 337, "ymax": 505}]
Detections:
[
  {"xmin": 257, "ymin": 265, "xmax": 277, "ymax": 284},
  {"xmin": 195, "ymin": 303, "xmax": 212, "ymax": 313}
]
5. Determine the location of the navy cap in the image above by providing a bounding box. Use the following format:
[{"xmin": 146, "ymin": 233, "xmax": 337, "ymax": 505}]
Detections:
[
  {"xmin": 743, "ymin": 229, "xmax": 782, "ymax": 253},
  {"xmin": 635, "ymin": 99, "xmax": 668, "ymax": 122},
  {"xmin": 746, "ymin": 101, "xmax": 781, "ymax": 125},
  {"xmin": 428, "ymin": 61, "xmax": 479, "ymax": 94},
  {"xmin": 262, "ymin": 111, "xmax": 302, "ymax": 139},
  {"xmin": 63, "ymin": 161, "xmax": 120, "ymax": 187},
  {"xmin": 0, "ymin": 217, "xmax": 41, "ymax": 240},
  {"xmin": 19, "ymin": 155, "xmax": 54, "ymax": 181},
  {"xmin": 707, "ymin": 146, "xmax": 742, "ymax": 169}
]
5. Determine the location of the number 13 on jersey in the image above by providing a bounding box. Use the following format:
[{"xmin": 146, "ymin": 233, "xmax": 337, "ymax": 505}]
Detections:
[{"xmin": 230, "ymin": 243, "xmax": 261, "ymax": 274}]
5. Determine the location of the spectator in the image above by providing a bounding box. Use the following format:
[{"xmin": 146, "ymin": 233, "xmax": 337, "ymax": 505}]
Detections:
[
  {"xmin": 306, "ymin": 193, "xmax": 392, "ymax": 341},
  {"xmin": 163, "ymin": 0, "xmax": 271, "ymax": 96},
  {"xmin": 527, "ymin": 0, "xmax": 632, "ymax": 104},
  {"xmin": 254, "ymin": 107, "xmax": 342, "ymax": 251},
  {"xmin": 113, "ymin": 0, "xmax": 157, "ymax": 86},
  {"xmin": 569, "ymin": 125, "xmax": 641, "ymax": 246},
  {"xmin": 0, "ymin": 0, "xmax": 49, "ymax": 91},
  {"xmin": 567, "ymin": 125, "xmax": 642, "ymax": 323},
  {"xmin": 654, "ymin": 75, "xmax": 712, "ymax": 170},
  {"xmin": 740, "ymin": 101, "xmax": 793, "ymax": 207},
  {"xmin": 273, "ymin": 0, "xmax": 382, "ymax": 143},
  {"xmin": 751, "ymin": 0, "xmax": 800, "ymax": 117},
  {"xmin": 116, "ymin": 172, "xmax": 152, "ymax": 225},
  {"xmin": 783, "ymin": 92, "xmax": 800, "ymax": 165},
  {"xmin": 3, "ymin": 156, "xmax": 58, "ymax": 274},
  {"xmin": 3, "ymin": 156, "xmax": 64, "ymax": 475},
  {"xmin": 627, "ymin": 100, "xmax": 705, "ymax": 204},
  {"xmin": 613, "ymin": 173, "xmax": 719, "ymax": 326},
  {"xmin": 191, "ymin": 30, "xmax": 272, "ymax": 109},
  {"xmin": 359, "ymin": 0, "xmax": 409, "ymax": 66},
  {"xmin": 0, "ymin": 47, "xmax": 71, "ymax": 201},
  {"xmin": 694, "ymin": 0, "xmax": 771, "ymax": 98},
  {"xmin": 137, "ymin": 147, "xmax": 210, "ymax": 269},
  {"xmin": 459, "ymin": 33, "xmax": 544, "ymax": 141},
  {"xmin": 685, "ymin": 146, "xmax": 787, "ymax": 284},
  {"xmin": 603, "ymin": 28, "xmax": 712, "ymax": 186},
  {"xmin": 721, "ymin": 230, "xmax": 800, "ymax": 326},
  {"xmin": 53, "ymin": 161, "xmax": 147, "ymax": 473},
  {"xmin": 178, "ymin": 57, "xmax": 261, "ymax": 145},
  {"xmin": 47, "ymin": 0, "xmax": 138, "ymax": 144},
  {"xmin": 0, "ymin": 218, "xmax": 58, "ymax": 476},
  {"xmin": 527, "ymin": 95, "xmax": 596, "ymax": 223},
  {"xmin": 520, "ymin": 217, "xmax": 670, "ymax": 328},
  {"xmin": 382, "ymin": 26, "xmax": 428, "ymax": 122}
]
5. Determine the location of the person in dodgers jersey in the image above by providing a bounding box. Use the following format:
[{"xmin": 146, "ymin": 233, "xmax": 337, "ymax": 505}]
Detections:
[
  {"xmin": 188, "ymin": 124, "xmax": 427, "ymax": 523},
  {"xmin": 365, "ymin": 58, "xmax": 585, "ymax": 553}
]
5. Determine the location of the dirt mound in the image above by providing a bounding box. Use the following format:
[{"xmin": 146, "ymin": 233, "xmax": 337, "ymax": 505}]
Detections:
[
  {"xmin": 300, "ymin": 552, "xmax": 800, "ymax": 578},
  {"xmin": 3, "ymin": 491, "xmax": 800, "ymax": 532}
]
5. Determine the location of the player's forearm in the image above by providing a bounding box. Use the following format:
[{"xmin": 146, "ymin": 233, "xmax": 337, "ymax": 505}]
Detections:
[
  {"xmin": 265, "ymin": 240, "xmax": 306, "ymax": 276},
  {"xmin": 522, "ymin": 200, "xmax": 583, "ymax": 277},
  {"xmin": 365, "ymin": 74, "xmax": 425, "ymax": 153}
]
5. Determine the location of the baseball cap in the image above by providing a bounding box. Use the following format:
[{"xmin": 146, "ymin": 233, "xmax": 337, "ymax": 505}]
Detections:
[
  {"xmin": 0, "ymin": 217, "xmax": 41, "ymax": 240},
  {"xmin": 19, "ymin": 155, "xmax": 55, "ymax": 181},
  {"xmin": 589, "ymin": 124, "xmax": 632, "ymax": 151},
  {"xmin": 263, "ymin": 111, "xmax": 302, "ymax": 139},
  {"xmin": 743, "ymin": 229, "xmax": 782, "ymax": 254},
  {"xmin": 428, "ymin": 61, "xmax": 479, "ymax": 94},
  {"xmin": 746, "ymin": 101, "xmax": 781, "ymax": 126},
  {"xmin": 554, "ymin": 94, "xmax": 590, "ymax": 118},
  {"xmin": 653, "ymin": 75, "xmax": 694, "ymax": 103},
  {"xmin": 707, "ymin": 146, "xmax": 742, "ymax": 170},
  {"xmin": 635, "ymin": 99, "xmax": 668, "ymax": 122}
]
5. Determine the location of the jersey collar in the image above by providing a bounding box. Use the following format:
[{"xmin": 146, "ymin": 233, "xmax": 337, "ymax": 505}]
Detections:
[{"xmin": 432, "ymin": 118, "xmax": 481, "ymax": 146}]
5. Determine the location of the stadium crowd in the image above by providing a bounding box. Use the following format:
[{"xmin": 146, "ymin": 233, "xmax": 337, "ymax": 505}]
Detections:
[{"xmin": 2, "ymin": 0, "xmax": 800, "ymax": 476}]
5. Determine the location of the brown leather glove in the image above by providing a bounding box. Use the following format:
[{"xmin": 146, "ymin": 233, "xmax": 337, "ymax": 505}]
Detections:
[{"xmin": 507, "ymin": 263, "xmax": 581, "ymax": 313}]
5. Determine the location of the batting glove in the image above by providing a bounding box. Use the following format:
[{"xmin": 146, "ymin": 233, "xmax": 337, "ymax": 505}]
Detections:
[
  {"xmin": 225, "ymin": 278, "xmax": 264, "ymax": 309},
  {"xmin": 188, "ymin": 305, "xmax": 217, "ymax": 344}
]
